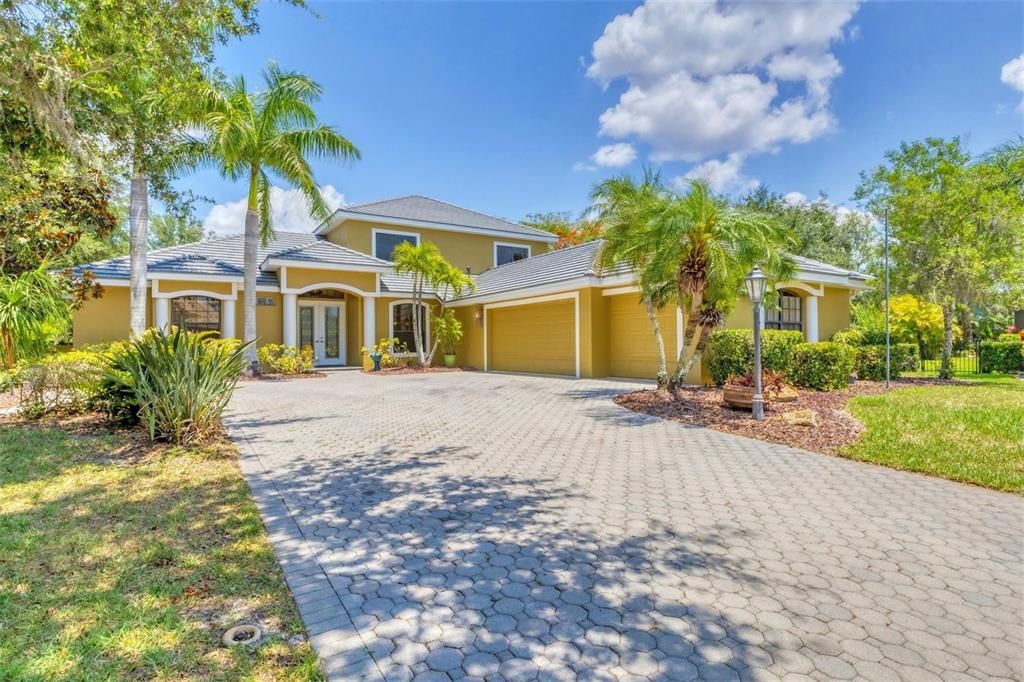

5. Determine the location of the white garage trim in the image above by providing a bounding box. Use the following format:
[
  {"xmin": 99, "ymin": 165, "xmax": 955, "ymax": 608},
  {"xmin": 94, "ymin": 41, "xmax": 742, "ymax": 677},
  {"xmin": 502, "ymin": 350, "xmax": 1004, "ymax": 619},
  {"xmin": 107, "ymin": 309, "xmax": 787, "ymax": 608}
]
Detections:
[{"xmin": 483, "ymin": 291, "xmax": 580, "ymax": 379}]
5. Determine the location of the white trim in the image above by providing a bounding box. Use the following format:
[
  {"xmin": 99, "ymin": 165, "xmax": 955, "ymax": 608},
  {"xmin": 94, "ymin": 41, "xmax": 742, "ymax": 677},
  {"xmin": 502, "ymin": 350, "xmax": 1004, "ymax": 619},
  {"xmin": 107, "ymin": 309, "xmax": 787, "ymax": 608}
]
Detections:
[
  {"xmin": 602, "ymin": 285, "xmax": 640, "ymax": 297},
  {"xmin": 776, "ymin": 280, "xmax": 825, "ymax": 297},
  {"xmin": 283, "ymin": 282, "xmax": 377, "ymax": 297},
  {"xmin": 152, "ymin": 288, "xmax": 238, "ymax": 302},
  {"xmin": 262, "ymin": 258, "xmax": 392, "ymax": 274},
  {"xmin": 372, "ymin": 228, "xmax": 421, "ymax": 260},
  {"xmin": 493, "ymin": 242, "xmax": 531, "ymax": 268},
  {"xmin": 146, "ymin": 272, "xmax": 241, "ymax": 283},
  {"xmin": 319, "ymin": 210, "xmax": 560, "ymax": 244},
  {"xmin": 483, "ymin": 291, "xmax": 580, "ymax": 379},
  {"xmin": 387, "ymin": 299, "xmax": 432, "ymax": 356}
]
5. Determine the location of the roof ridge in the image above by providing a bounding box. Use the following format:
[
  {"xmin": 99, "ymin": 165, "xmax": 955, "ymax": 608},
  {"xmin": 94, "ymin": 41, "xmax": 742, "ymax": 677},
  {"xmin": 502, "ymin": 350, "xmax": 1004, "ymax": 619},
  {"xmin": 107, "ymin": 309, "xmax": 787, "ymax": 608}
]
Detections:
[{"xmin": 342, "ymin": 194, "xmax": 412, "ymax": 210}]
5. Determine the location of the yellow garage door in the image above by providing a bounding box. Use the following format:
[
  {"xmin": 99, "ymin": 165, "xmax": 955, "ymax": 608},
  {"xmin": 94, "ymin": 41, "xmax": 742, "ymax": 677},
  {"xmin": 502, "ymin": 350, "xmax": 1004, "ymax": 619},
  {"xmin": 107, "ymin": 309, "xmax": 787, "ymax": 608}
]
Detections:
[
  {"xmin": 489, "ymin": 300, "xmax": 575, "ymax": 376},
  {"xmin": 607, "ymin": 294, "xmax": 677, "ymax": 379}
]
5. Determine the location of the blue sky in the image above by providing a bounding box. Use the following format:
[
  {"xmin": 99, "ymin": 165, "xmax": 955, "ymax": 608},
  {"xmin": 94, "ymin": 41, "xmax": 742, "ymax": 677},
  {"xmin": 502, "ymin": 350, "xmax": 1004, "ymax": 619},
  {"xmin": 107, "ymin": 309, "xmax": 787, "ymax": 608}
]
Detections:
[{"xmin": 183, "ymin": 1, "xmax": 1024, "ymax": 234}]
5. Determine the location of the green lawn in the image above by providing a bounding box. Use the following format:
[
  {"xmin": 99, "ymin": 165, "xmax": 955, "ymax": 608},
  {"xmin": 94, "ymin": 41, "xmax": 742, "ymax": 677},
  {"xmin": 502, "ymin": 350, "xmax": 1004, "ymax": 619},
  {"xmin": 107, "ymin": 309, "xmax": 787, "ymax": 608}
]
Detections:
[
  {"xmin": 0, "ymin": 418, "xmax": 322, "ymax": 681},
  {"xmin": 844, "ymin": 375, "xmax": 1024, "ymax": 493}
]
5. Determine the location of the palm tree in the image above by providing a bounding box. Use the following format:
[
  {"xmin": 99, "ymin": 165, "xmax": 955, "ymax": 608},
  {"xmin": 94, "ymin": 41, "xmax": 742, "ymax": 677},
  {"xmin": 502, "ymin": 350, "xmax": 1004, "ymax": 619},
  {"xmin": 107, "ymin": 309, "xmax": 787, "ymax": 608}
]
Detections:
[
  {"xmin": 185, "ymin": 63, "xmax": 360, "ymax": 372},
  {"xmin": 645, "ymin": 180, "xmax": 794, "ymax": 388},
  {"xmin": 0, "ymin": 266, "xmax": 68, "ymax": 368},
  {"xmin": 391, "ymin": 242, "xmax": 442, "ymax": 367},
  {"xmin": 592, "ymin": 168, "xmax": 673, "ymax": 388}
]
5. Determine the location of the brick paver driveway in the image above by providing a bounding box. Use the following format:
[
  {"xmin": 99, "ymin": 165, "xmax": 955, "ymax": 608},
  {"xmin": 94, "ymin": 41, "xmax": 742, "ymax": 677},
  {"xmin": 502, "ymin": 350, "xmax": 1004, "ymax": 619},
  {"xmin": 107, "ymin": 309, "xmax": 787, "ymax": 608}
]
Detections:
[{"xmin": 225, "ymin": 371, "xmax": 1022, "ymax": 681}]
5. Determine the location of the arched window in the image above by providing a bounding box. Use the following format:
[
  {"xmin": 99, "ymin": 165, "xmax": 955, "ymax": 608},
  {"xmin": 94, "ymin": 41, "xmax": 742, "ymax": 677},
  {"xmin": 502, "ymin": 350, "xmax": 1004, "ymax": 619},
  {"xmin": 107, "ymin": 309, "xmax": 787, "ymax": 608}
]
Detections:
[
  {"xmin": 170, "ymin": 296, "xmax": 221, "ymax": 333},
  {"xmin": 389, "ymin": 302, "xmax": 429, "ymax": 353},
  {"xmin": 765, "ymin": 290, "xmax": 802, "ymax": 331}
]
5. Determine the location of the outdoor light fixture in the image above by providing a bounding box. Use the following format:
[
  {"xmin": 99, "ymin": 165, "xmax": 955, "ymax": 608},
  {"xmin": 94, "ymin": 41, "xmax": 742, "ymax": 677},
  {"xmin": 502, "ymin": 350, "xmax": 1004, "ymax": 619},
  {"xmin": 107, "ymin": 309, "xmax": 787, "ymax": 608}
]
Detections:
[
  {"xmin": 745, "ymin": 267, "xmax": 768, "ymax": 306},
  {"xmin": 746, "ymin": 267, "xmax": 767, "ymax": 421}
]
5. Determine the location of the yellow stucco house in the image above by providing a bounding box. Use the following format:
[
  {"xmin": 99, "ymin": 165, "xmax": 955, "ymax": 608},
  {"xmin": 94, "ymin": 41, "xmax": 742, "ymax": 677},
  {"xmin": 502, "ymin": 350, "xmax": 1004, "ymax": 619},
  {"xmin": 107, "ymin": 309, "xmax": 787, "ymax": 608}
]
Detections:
[{"xmin": 72, "ymin": 195, "xmax": 868, "ymax": 382}]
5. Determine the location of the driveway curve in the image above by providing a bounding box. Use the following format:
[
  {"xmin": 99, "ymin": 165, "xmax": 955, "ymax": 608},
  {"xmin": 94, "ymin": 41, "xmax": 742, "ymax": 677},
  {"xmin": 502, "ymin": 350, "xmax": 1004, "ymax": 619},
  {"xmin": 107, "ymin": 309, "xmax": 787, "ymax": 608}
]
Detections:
[{"xmin": 226, "ymin": 371, "xmax": 1022, "ymax": 681}]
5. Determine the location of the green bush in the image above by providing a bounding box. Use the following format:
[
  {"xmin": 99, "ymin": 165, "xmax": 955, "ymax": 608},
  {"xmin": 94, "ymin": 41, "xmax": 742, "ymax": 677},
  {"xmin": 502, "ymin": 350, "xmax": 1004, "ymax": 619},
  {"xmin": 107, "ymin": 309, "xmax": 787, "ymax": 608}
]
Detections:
[
  {"xmin": 706, "ymin": 329, "xmax": 805, "ymax": 386},
  {"xmin": 17, "ymin": 350, "xmax": 106, "ymax": 418},
  {"xmin": 997, "ymin": 332, "xmax": 1024, "ymax": 343},
  {"xmin": 851, "ymin": 343, "xmax": 920, "ymax": 380},
  {"xmin": 979, "ymin": 340, "xmax": 1024, "ymax": 374},
  {"xmin": 831, "ymin": 329, "xmax": 865, "ymax": 346},
  {"xmin": 788, "ymin": 342, "xmax": 856, "ymax": 391},
  {"xmin": 257, "ymin": 344, "xmax": 314, "ymax": 374},
  {"xmin": 102, "ymin": 328, "xmax": 251, "ymax": 444}
]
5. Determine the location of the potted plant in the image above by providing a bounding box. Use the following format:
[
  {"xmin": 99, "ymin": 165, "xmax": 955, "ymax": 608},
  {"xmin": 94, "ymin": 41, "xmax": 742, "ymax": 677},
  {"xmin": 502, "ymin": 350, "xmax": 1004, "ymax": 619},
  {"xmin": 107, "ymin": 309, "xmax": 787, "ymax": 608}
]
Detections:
[
  {"xmin": 723, "ymin": 370, "xmax": 791, "ymax": 409},
  {"xmin": 361, "ymin": 337, "xmax": 405, "ymax": 372},
  {"xmin": 432, "ymin": 310, "xmax": 463, "ymax": 368}
]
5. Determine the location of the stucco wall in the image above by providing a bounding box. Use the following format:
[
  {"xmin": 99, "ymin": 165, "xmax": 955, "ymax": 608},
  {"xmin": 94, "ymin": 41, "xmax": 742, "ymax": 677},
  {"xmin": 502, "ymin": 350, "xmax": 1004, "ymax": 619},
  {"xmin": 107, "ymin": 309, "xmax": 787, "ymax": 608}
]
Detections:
[
  {"xmin": 820, "ymin": 286, "xmax": 852, "ymax": 340},
  {"xmin": 325, "ymin": 219, "xmax": 550, "ymax": 274},
  {"xmin": 283, "ymin": 267, "xmax": 377, "ymax": 294},
  {"xmin": 73, "ymin": 286, "xmax": 138, "ymax": 346}
]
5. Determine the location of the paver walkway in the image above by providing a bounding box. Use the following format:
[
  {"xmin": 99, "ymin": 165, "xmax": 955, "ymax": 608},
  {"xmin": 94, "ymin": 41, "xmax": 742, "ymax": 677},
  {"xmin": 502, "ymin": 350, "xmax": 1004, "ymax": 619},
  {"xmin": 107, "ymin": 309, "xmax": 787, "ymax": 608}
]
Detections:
[{"xmin": 225, "ymin": 371, "xmax": 1023, "ymax": 681}]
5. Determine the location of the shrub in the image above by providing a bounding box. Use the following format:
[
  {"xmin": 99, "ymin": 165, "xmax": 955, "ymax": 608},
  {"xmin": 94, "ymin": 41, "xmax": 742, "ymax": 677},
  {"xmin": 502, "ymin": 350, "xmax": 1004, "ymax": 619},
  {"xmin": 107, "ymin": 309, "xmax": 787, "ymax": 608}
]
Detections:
[
  {"xmin": 997, "ymin": 332, "xmax": 1024, "ymax": 343},
  {"xmin": 706, "ymin": 329, "xmax": 804, "ymax": 386},
  {"xmin": 257, "ymin": 344, "xmax": 314, "ymax": 375},
  {"xmin": 102, "ymin": 328, "xmax": 251, "ymax": 444},
  {"xmin": 850, "ymin": 343, "xmax": 920, "ymax": 380},
  {"xmin": 831, "ymin": 329, "xmax": 865, "ymax": 346},
  {"xmin": 17, "ymin": 350, "xmax": 106, "ymax": 417},
  {"xmin": 979, "ymin": 340, "xmax": 1024, "ymax": 374},
  {"xmin": 788, "ymin": 342, "xmax": 856, "ymax": 391},
  {"xmin": 894, "ymin": 343, "xmax": 921, "ymax": 372},
  {"xmin": 361, "ymin": 337, "xmax": 408, "ymax": 369}
]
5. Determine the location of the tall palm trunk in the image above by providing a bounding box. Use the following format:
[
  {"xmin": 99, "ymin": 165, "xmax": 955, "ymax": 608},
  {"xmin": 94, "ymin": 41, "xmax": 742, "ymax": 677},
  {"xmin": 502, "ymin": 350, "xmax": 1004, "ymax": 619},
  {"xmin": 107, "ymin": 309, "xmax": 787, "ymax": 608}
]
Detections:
[
  {"xmin": 128, "ymin": 158, "xmax": 148, "ymax": 336},
  {"xmin": 939, "ymin": 301, "xmax": 955, "ymax": 379},
  {"xmin": 412, "ymin": 273, "xmax": 426, "ymax": 366},
  {"xmin": 643, "ymin": 297, "xmax": 668, "ymax": 388},
  {"xmin": 242, "ymin": 168, "xmax": 260, "ymax": 374}
]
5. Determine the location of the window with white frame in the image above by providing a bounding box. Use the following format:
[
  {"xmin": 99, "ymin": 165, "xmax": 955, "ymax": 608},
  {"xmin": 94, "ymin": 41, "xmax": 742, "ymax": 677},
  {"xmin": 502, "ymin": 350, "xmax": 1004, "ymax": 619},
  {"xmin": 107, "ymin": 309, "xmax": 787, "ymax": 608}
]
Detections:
[
  {"xmin": 170, "ymin": 296, "xmax": 221, "ymax": 333},
  {"xmin": 765, "ymin": 290, "xmax": 802, "ymax": 331},
  {"xmin": 373, "ymin": 229, "xmax": 420, "ymax": 260},
  {"xmin": 390, "ymin": 302, "xmax": 428, "ymax": 353},
  {"xmin": 495, "ymin": 242, "xmax": 530, "ymax": 267}
]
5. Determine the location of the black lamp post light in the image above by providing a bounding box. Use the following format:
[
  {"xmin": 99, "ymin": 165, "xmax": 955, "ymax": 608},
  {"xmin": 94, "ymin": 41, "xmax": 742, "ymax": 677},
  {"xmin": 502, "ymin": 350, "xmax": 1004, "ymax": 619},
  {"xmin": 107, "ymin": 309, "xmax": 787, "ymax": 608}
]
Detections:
[{"xmin": 745, "ymin": 267, "xmax": 768, "ymax": 421}]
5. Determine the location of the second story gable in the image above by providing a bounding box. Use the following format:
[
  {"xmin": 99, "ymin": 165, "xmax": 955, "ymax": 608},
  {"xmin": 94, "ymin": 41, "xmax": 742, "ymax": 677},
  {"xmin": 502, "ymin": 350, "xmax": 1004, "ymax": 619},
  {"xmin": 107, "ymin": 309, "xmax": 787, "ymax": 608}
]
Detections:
[{"xmin": 315, "ymin": 195, "xmax": 558, "ymax": 274}]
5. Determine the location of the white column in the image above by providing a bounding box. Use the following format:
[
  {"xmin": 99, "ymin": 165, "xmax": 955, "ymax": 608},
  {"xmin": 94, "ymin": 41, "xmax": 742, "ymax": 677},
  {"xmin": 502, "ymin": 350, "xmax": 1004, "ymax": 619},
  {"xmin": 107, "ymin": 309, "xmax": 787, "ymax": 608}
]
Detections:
[
  {"xmin": 155, "ymin": 297, "xmax": 169, "ymax": 330},
  {"xmin": 222, "ymin": 297, "xmax": 236, "ymax": 339},
  {"xmin": 283, "ymin": 293, "xmax": 297, "ymax": 347},
  {"xmin": 805, "ymin": 294, "xmax": 820, "ymax": 342},
  {"xmin": 362, "ymin": 296, "xmax": 376, "ymax": 349}
]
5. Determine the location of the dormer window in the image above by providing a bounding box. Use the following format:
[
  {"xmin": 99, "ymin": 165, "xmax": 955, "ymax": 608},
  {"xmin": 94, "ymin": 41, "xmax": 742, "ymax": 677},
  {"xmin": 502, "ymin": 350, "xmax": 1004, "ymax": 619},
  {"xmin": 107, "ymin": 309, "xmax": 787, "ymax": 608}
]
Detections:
[
  {"xmin": 495, "ymin": 242, "xmax": 530, "ymax": 267},
  {"xmin": 373, "ymin": 229, "xmax": 420, "ymax": 260}
]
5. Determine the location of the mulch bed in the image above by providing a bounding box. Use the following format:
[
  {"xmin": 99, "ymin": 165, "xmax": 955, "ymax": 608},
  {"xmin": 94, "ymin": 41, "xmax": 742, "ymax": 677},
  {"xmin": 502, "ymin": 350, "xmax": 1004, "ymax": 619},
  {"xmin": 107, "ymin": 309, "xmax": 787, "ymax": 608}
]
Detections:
[
  {"xmin": 363, "ymin": 366, "xmax": 474, "ymax": 376},
  {"xmin": 614, "ymin": 378, "xmax": 962, "ymax": 455}
]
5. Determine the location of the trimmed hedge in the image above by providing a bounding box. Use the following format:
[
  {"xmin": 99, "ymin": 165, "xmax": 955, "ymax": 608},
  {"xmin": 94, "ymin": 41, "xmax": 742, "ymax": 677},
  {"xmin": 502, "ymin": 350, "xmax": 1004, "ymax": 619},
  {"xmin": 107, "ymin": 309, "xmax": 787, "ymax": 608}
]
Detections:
[
  {"xmin": 788, "ymin": 342, "xmax": 856, "ymax": 391},
  {"xmin": 706, "ymin": 329, "xmax": 805, "ymax": 386},
  {"xmin": 979, "ymin": 340, "xmax": 1024, "ymax": 374}
]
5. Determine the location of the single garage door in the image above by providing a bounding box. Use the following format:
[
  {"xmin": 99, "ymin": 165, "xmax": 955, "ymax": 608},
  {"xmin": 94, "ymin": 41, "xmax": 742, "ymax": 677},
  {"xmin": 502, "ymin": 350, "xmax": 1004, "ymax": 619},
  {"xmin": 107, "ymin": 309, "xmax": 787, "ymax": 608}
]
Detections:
[
  {"xmin": 607, "ymin": 294, "xmax": 677, "ymax": 379},
  {"xmin": 488, "ymin": 299, "xmax": 575, "ymax": 376}
]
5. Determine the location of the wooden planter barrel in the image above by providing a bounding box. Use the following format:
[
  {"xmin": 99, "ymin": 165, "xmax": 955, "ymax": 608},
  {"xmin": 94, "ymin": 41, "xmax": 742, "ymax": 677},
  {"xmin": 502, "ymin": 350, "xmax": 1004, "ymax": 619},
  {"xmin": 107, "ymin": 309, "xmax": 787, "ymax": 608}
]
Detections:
[{"xmin": 723, "ymin": 385, "xmax": 755, "ymax": 409}]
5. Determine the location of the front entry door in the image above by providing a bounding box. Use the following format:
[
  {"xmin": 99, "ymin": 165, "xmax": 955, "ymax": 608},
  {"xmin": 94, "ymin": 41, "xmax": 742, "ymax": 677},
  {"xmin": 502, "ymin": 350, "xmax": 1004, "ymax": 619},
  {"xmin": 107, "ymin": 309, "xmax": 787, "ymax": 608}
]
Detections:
[{"xmin": 298, "ymin": 302, "xmax": 346, "ymax": 366}]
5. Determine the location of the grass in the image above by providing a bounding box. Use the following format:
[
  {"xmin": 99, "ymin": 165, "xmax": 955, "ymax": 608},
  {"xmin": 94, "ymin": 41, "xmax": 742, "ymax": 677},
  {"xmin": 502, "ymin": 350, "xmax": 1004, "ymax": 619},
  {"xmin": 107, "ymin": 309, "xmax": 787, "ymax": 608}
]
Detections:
[
  {"xmin": 844, "ymin": 374, "xmax": 1024, "ymax": 493},
  {"xmin": 0, "ymin": 416, "xmax": 322, "ymax": 681}
]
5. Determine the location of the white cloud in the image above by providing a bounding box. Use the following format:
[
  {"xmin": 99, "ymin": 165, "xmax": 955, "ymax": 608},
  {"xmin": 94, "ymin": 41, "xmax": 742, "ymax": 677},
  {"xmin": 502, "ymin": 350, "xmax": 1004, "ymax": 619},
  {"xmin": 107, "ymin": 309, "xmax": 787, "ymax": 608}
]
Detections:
[
  {"xmin": 1001, "ymin": 54, "xmax": 1024, "ymax": 111},
  {"xmin": 783, "ymin": 191, "xmax": 808, "ymax": 206},
  {"xmin": 781, "ymin": 191, "xmax": 870, "ymax": 222},
  {"xmin": 679, "ymin": 152, "xmax": 758, "ymax": 193},
  {"xmin": 202, "ymin": 185, "xmax": 346, "ymax": 236},
  {"xmin": 592, "ymin": 142, "xmax": 637, "ymax": 167},
  {"xmin": 586, "ymin": 0, "xmax": 858, "ymax": 179}
]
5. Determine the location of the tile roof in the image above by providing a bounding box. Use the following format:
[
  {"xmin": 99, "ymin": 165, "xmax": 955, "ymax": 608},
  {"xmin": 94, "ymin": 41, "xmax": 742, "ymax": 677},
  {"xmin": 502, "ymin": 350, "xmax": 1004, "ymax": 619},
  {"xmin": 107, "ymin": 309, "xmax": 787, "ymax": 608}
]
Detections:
[
  {"xmin": 456, "ymin": 241, "xmax": 605, "ymax": 300},
  {"xmin": 331, "ymin": 195, "xmax": 556, "ymax": 241},
  {"xmin": 75, "ymin": 231, "xmax": 321, "ymax": 286},
  {"xmin": 261, "ymin": 239, "xmax": 393, "ymax": 270}
]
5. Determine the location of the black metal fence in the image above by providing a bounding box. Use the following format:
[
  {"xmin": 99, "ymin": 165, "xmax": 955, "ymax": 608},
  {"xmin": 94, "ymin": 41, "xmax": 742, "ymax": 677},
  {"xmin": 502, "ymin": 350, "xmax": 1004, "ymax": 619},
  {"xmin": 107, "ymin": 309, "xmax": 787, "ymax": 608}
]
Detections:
[{"xmin": 919, "ymin": 342, "xmax": 981, "ymax": 376}]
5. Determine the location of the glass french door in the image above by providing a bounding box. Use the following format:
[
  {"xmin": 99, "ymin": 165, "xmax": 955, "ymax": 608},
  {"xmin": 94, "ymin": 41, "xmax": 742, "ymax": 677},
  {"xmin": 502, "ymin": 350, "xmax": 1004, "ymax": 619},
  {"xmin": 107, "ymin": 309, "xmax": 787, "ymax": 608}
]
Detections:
[{"xmin": 298, "ymin": 302, "xmax": 345, "ymax": 366}]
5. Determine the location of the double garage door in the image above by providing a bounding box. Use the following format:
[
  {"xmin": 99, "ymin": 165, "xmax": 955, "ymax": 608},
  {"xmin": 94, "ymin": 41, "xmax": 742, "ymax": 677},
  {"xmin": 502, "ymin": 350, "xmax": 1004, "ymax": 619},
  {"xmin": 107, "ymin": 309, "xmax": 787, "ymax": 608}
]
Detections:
[{"xmin": 488, "ymin": 299, "xmax": 576, "ymax": 376}]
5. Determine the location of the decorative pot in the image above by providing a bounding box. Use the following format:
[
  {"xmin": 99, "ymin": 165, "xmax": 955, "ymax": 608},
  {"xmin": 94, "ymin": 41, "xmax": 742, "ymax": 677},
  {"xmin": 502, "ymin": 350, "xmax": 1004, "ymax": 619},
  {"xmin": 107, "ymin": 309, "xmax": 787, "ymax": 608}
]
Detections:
[
  {"xmin": 369, "ymin": 353, "xmax": 382, "ymax": 371},
  {"xmin": 443, "ymin": 354, "xmax": 457, "ymax": 368},
  {"xmin": 722, "ymin": 385, "xmax": 755, "ymax": 409}
]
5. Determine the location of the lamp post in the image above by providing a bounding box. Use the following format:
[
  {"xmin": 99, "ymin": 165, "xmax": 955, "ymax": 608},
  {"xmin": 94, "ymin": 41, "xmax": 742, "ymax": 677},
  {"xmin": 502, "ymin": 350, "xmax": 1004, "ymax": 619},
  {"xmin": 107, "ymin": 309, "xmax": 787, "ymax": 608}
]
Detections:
[{"xmin": 745, "ymin": 267, "xmax": 768, "ymax": 421}]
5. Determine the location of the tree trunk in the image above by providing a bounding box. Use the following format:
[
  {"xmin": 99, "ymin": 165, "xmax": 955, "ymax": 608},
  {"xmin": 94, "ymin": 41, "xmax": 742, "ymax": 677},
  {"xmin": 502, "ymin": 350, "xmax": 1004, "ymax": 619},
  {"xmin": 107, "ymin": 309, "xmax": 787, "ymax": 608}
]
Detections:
[
  {"xmin": 412, "ymin": 275, "xmax": 426, "ymax": 367},
  {"xmin": 670, "ymin": 295, "xmax": 702, "ymax": 388},
  {"xmin": 128, "ymin": 160, "xmax": 148, "ymax": 336},
  {"xmin": 242, "ymin": 170, "xmax": 260, "ymax": 375},
  {"xmin": 960, "ymin": 307, "xmax": 973, "ymax": 348},
  {"xmin": 643, "ymin": 297, "xmax": 668, "ymax": 389},
  {"xmin": 939, "ymin": 301, "xmax": 955, "ymax": 379}
]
